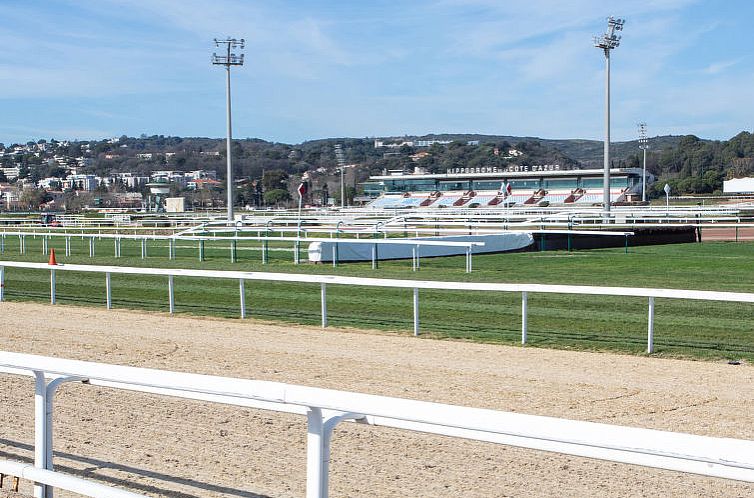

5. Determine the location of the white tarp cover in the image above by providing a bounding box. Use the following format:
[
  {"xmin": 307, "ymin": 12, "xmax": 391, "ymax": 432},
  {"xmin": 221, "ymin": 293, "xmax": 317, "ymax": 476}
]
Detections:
[{"xmin": 308, "ymin": 232, "xmax": 534, "ymax": 263}]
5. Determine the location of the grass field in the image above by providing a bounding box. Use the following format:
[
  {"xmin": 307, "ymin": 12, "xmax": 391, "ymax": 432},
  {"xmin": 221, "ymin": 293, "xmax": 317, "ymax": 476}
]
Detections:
[{"xmin": 1, "ymin": 233, "xmax": 753, "ymax": 361}]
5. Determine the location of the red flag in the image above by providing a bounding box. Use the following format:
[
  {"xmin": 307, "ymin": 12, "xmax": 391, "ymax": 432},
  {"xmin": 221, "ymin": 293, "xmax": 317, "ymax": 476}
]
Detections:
[
  {"xmin": 506, "ymin": 183, "xmax": 512, "ymax": 195},
  {"xmin": 297, "ymin": 182, "xmax": 308, "ymax": 197}
]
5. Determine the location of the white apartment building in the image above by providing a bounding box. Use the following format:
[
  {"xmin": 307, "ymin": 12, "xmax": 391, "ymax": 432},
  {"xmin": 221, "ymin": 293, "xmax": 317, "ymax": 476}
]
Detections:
[
  {"xmin": 118, "ymin": 172, "xmax": 150, "ymax": 189},
  {"xmin": 151, "ymin": 170, "xmax": 187, "ymax": 187},
  {"xmin": 1, "ymin": 167, "xmax": 20, "ymax": 180},
  {"xmin": 64, "ymin": 174, "xmax": 98, "ymax": 191}
]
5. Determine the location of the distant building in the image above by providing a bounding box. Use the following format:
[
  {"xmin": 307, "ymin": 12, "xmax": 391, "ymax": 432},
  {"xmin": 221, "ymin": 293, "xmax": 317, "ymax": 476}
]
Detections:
[
  {"xmin": 39, "ymin": 177, "xmax": 63, "ymax": 190},
  {"xmin": 1, "ymin": 167, "xmax": 20, "ymax": 180},
  {"xmin": 375, "ymin": 138, "xmax": 477, "ymax": 149},
  {"xmin": 187, "ymin": 178, "xmax": 221, "ymax": 190},
  {"xmin": 186, "ymin": 169, "xmax": 217, "ymax": 181},
  {"xmin": 65, "ymin": 174, "xmax": 98, "ymax": 191},
  {"xmin": 151, "ymin": 170, "xmax": 186, "ymax": 187},
  {"xmin": 117, "ymin": 172, "xmax": 150, "ymax": 189},
  {"xmin": 0, "ymin": 184, "xmax": 19, "ymax": 209}
]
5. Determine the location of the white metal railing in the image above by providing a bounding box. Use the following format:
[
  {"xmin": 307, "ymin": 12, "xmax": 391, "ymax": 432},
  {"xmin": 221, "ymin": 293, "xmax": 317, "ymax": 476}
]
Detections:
[
  {"xmin": 0, "ymin": 459, "xmax": 144, "ymax": 498},
  {"xmin": 0, "ymin": 231, "xmax": 484, "ymax": 271},
  {"xmin": 0, "ymin": 351, "xmax": 751, "ymax": 498},
  {"xmin": 2, "ymin": 261, "xmax": 754, "ymax": 353}
]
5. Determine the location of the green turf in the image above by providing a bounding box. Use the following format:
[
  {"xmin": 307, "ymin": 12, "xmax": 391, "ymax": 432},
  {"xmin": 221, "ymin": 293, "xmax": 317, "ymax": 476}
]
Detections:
[{"xmin": 1, "ymin": 233, "xmax": 753, "ymax": 361}]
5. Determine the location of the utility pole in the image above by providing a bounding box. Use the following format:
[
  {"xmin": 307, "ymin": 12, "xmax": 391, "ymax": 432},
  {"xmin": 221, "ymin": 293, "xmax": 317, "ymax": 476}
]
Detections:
[
  {"xmin": 334, "ymin": 144, "xmax": 346, "ymax": 208},
  {"xmin": 638, "ymin": 122, "xmax": 649, "ymax": 202},
  {"xmin": 594, "ymin": 16, "xmax": 624, "ymax": 217},
  {"xmin": 212, "ymin": 37, "xmax": 245, "ymax": 223}
]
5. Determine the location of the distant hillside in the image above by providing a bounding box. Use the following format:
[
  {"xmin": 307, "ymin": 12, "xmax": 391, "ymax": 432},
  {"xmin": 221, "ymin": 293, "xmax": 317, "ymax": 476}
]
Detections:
[
  {"xmin": 541, "ymin": 135, "xmax": 689, "ymax": 167},
  {"xmin": 2, "ymin": 131, "xmax": 750, "ymax": 198}
]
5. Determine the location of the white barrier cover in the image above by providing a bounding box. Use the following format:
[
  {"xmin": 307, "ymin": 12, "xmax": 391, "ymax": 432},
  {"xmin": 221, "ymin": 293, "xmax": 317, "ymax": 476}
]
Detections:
[{"xmin": 308, "ymin": 232, "xmax": 534, "ymax": 262}]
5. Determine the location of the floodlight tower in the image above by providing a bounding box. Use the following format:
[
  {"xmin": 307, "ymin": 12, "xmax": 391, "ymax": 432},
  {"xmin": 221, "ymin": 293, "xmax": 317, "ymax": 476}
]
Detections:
[
  {"xmin": 638, "ymin": 122, "xmax": 649, "ymax": 202},
  {"xmin": 212, "ymin": 37, "xmax": 245, "ymax": 223},
  {"xmin": 334, "ymin": 144, "xmax": 346, "ymax": 208},
  {"xmin": 594, "ymin": 16, "xmax": 624, "ymax": 217}
]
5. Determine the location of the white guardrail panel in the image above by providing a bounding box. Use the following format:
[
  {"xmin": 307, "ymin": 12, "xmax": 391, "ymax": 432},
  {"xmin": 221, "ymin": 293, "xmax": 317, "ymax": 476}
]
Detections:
[{"xmin": 0, "ymin": 350, "xmax": 752, "ymax": 496}]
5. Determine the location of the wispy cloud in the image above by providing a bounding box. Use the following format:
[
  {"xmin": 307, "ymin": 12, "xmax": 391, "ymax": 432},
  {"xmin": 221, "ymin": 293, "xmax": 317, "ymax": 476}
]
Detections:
[{"xmin": 702, "ymin": 59, "xmax": 741, "ymax": 75}]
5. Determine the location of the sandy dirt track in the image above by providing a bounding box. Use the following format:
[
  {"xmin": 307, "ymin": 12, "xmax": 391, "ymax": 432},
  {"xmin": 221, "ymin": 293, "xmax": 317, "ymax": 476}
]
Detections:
[
  {"xmin": 0, "ymin": 302, "xmax": 752, "ymax": 497},
  {"xmin": 700, "ymin": 227, "xmax": 754, "ymax": 241}
]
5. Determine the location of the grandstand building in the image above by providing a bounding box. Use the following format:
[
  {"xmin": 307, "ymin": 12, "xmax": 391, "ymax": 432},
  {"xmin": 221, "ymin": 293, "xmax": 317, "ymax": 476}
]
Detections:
[{"xmin": 362, "ymin": 166, "xmax": 652, "ymax": 209}]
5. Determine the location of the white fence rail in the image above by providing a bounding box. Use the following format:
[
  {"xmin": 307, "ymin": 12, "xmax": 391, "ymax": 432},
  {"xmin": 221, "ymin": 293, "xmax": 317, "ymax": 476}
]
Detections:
[
  {"xmin": 0, "ymin": 459, "xmax": 144, "ymax": 498},
  {"xmin": 0, "ymin": 231, "xmax": 484, "ymax": 271},
  {"xmin": 0, "ymin": 352, "xmax": 752, "ymax": 498},
  {"xmin": 2, "ymin": 261, "xmax": 754, "ymax": 352}
]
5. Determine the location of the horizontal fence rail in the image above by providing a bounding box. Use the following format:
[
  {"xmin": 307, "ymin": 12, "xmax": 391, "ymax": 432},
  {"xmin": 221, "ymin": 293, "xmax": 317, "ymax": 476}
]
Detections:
[
  {"xmin": 0, "ymin": 351, "xmax": 752, "ymax": 498},
  {"xmin": 2, "ymin": 260, "xmax": 754, "ymax": 352},
  {"xmin": 0, "ymin": 460, "xmax": 145, "ymax": 498},
  {"xmin": 0, "ymin": 231, "xmax": 486, "ymax": 271}
]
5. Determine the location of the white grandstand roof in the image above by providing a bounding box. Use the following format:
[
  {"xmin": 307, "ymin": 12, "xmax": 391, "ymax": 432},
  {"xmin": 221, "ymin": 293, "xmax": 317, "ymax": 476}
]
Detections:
[{"xmin": 370, "ymin": 167, "xmax": 644, "ymax": 181}]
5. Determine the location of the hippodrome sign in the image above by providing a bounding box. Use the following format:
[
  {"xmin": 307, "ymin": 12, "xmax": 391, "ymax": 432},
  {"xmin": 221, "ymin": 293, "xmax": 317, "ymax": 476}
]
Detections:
[{"xmin": 447, "ymin": 164, "xmax": 561, "ymax": 174}]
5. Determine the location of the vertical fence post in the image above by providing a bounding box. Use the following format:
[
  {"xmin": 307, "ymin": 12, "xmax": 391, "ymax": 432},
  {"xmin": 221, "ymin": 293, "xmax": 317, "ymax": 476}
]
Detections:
[
  {"xmin": 320, "ymin": 283, "xmax": 327, "ymax": 328},
  {"xmin": 521, "ymin": 291, "xmax": 528, "ymax": 345},
  {"xmin": 413, "ymin": 287, "xmax": 419, "ymax": 336},
  {"xmin": 0, "ymin": 233, "xmax": 4, "ymax": 254},
  {"xmin": 42, "ymin": 236, "xmax": 47, "ymax": 255},
  {"xmin": 412, "ymin": 246, "xmax": 417, "ymax": 272},
  {"xmin": 141, "ymin": 238, "xmax": 146, "ymax": 259},
  {"xmin": 20, "ymin": 235, "xmax": 25, "ymax": 255},
  {"xmin": 199, "ymin": 240, "xmax": 205, "ymax": 262},
  {"xmin": 465, "ymin": 246, "xmax": 472, "ymax": 273},
  {"xmin": 33, "ymin": 371, "xmax": 48, "ymax": 498},
  {"xmin": 106, "ymin": 272, "xmax": 112, "ymax": 310},
  {"xmin": 647, "ymin": 296, "xmax": 655, "ymax": 354},
  {"xmin": 262, "ymin": 240, "xmax": 268, "ymax": 264},
  {"xmin": 0, "ymin": 266, "xmax": 4, "ymax": 302},
  {"xmin": 306, "ymin": 407, "xmax": 326, "ymax": 498},
  {"xmin": 88, "ymin": 237, "xmax": 94, "ymax": 258},
  {"xmin": 239, "ymin": 279, "xmax": 246, "ymax": 319},
  {"xmin": 230, "ymin": 240, "xmax": 236, "ymax": 263},
  {"xmin": 65, "ymin": 237, "xmax": 70, "ymax": 256},
  {"xmin": 50, "ymin": 270, "xmax": 56, "ymax": 305},
  {"xmin": 168, "ymin": 275, "xmax": 175, "ymax": 314},
  {"xmin": 371, "ymin": 244, "xmax": 377, "ymax": 270}
]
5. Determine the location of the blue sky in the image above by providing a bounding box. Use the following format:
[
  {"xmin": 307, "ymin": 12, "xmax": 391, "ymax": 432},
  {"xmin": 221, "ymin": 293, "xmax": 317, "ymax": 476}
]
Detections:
[{"xmin": 1, "ymin": 0, "xmax": 753, "ymax": 145}]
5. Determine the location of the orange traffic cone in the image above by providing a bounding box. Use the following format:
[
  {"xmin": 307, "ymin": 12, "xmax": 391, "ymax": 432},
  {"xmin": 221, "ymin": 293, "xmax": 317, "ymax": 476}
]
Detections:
[{"xmin": 48, "ymin": 248, "xmax": 57, "ymax": 266}]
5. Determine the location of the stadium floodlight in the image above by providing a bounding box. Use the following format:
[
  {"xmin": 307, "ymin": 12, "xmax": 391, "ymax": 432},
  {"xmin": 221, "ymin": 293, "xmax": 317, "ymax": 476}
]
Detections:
[
  {"xmin": 212, "ymin": 37, "xmax": 245, "ymax": 223},
  {"xmin": 638, "ymin": 122, "xmax": 649, "ymax": 202},
  {"xmin": 594, "ymin": 16, "xmax": 625, "ymax": 217}
]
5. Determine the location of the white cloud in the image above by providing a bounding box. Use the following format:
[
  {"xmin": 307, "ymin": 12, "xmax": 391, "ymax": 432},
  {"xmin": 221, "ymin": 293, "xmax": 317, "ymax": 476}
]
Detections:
[{"xmin": 703, "ymin": 59, "xmax": 741, "ymax": 75}]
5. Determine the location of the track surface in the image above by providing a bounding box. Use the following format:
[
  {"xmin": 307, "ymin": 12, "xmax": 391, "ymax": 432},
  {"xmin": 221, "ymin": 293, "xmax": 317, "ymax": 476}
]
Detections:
[{"xmin": 0, "ymin": 302, "xmax": 752, "ymax": 497}]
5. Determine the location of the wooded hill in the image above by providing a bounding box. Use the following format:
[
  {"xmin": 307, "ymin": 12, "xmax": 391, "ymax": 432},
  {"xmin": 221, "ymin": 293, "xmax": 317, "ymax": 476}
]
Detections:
[{"xmin": 6, "ymin": 131, "xmax": 754, "ymax": 197}]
